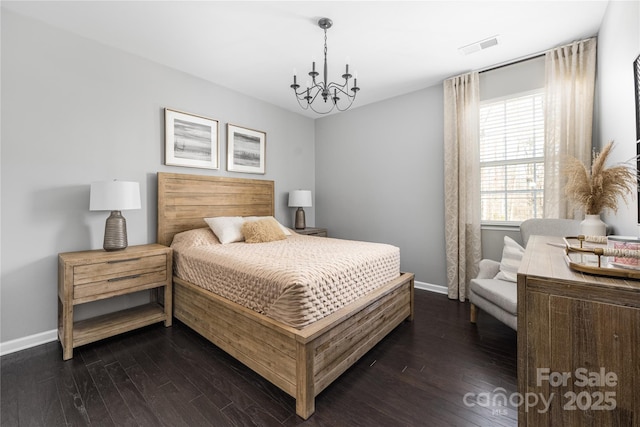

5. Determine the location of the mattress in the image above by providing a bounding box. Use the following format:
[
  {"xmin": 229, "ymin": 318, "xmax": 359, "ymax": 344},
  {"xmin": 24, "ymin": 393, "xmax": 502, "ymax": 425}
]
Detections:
[{"xmin": 170, "ymin": 228, "xmax": 401, "ymax": 328}]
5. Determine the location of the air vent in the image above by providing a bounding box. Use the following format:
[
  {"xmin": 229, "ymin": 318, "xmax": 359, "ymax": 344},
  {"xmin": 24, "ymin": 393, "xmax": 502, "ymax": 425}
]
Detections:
[{"xmin": 459, "ymin": 35, "xmax": 499, "ymax": 55}]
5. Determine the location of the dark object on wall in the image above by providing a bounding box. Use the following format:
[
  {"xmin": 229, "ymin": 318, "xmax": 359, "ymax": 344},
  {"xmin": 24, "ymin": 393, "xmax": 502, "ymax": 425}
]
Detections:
[
  {"xmin": 634, "ymin": 55, "xmax": 640, "ymax": 223},
  {"xmin": 635, "ymin": 55, "xmax": 640, "ymax": 141}
]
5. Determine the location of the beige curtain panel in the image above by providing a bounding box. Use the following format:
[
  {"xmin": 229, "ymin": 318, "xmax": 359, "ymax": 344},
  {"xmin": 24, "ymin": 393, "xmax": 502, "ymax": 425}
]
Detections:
[
  {"xmin": 543, "ymin": 37, "xmax": 597, "ymax": 219},
  {"xmin": 443, "ymin": 72, "xmax": 481, "ymax": 302}
]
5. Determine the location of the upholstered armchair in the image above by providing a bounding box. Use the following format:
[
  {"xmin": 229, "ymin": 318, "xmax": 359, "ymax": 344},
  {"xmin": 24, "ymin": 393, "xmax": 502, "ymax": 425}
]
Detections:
[{"xmin": 469, "ymin": 218, "xmax": 581, "ymax": 330}]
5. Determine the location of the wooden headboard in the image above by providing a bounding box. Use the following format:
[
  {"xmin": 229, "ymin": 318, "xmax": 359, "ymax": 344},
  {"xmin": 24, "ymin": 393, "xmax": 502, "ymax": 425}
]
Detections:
[{"xmin": 157, "ymin": 172, "xmax": 275, "ymax": 246}]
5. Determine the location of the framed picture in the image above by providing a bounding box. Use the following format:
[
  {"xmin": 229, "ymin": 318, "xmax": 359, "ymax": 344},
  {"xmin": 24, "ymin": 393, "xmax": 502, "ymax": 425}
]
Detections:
[
  {"xmin": 226, "ymin": 124, "xmax": 266, "ymax": 174},
  {"xmin": 165, "ymin": 108, "xmax": 219, "ymax": 169}
]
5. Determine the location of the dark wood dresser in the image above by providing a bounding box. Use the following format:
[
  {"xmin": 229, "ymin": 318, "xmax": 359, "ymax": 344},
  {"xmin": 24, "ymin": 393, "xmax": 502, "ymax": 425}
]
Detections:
[{"xmin": 517, "ymin": 235, "xmax": 640, "ymax": 426}]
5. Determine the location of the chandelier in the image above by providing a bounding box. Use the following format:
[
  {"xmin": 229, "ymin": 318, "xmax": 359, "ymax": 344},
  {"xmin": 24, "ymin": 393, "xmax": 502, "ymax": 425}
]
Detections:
[{"xmin": 290, "ymin": 18, "xmax": 360, "ymax": 114}]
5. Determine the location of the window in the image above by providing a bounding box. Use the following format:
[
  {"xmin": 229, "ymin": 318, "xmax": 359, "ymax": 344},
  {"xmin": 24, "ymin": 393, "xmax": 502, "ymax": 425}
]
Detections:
[{"xmin": 480, "ymin": 90, "xmax": 544, "ymax": 223}]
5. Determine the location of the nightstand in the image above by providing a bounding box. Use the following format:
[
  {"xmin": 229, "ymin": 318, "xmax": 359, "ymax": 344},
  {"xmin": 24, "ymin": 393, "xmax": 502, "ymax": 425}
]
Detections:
[
  {"xmin": 58, "ymin": 243, "xmax": 172, "ymax": 360},
  {"xmin": 295, "ymin": 227, "xmax": 328, "ymax": 237}
]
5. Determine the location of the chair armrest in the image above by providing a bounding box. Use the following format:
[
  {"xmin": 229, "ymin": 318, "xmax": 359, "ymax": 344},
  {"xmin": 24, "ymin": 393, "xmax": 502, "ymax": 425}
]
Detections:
[{"xmin": 476, "ymin": 259, "xmax": 500, "ymax": 279}]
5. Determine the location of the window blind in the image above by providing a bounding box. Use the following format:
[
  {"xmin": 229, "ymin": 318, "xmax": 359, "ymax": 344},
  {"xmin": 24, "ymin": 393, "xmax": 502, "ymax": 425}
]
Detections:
[{"xmin": 480, "ymin": 91, "xmax": 544, "ymax": 222}]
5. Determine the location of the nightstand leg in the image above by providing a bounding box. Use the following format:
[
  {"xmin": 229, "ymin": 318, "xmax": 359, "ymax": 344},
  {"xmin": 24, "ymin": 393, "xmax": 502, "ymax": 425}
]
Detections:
[{"xmin": 59, "ymin": 297, "xmax": 74, "ymax": 360}]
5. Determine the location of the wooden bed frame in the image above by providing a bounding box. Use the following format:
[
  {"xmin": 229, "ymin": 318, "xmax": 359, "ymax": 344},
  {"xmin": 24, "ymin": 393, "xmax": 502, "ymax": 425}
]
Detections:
[{"xmin": 157, "ymin": 172, "xmax": 414, "ymax": 419}]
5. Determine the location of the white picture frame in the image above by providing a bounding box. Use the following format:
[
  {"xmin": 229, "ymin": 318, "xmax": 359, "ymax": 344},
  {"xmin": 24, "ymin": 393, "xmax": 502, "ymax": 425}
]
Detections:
[
  {"xmin": 165, "ymin": 108, "xmax": 219, "ymax": 169},
  {"xmin": 226, "ymin": 123, "xmax": 266, "ymax": 174}
]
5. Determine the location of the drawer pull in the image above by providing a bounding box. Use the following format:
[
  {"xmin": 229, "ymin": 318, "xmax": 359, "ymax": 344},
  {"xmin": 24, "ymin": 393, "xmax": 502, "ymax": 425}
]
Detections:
[
  {"xmin": 107, "ymin": 258, "xmax": 141, "ymax": 264},
  {"xmin": 108, "ymin": 274, "xmax": 141, "ymax": 282}
]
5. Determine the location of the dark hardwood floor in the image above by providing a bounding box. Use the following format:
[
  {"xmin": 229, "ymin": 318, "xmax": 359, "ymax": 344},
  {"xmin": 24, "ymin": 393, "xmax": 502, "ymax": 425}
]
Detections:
[{"xmin": 1, "ymin": 290, "xmax": 517, "ymax": 426}]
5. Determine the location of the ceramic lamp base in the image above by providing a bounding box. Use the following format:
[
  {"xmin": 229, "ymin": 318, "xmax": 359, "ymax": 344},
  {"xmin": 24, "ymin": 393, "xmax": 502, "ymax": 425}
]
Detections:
[
  {"xmin": 103, "ymin": 210, "xmax": 128, "ymax": 251},
  {"xmin": 295, "ymin": 207, "xmax": 306, "ymax": 230}
]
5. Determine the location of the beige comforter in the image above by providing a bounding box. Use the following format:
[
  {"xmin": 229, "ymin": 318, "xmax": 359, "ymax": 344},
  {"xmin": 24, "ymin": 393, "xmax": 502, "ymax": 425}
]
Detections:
[{"xmin": 171, "ymin": 228, "xmax": 401, "ymax": 328}]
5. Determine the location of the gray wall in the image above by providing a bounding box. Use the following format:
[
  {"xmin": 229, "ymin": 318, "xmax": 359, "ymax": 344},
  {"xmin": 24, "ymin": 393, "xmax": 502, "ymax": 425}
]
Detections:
[
  {"xmin": 1, "ymin": 10, "xmax": 314, "ymax": 344},
  {"xmin": 481, "ymin": 226, "xmax": 523, "ymax": 262},
  {"xmin": 315, "ymin": 87, "xmax": 447, "ymax": 287},
  {"xmin": 598, "ymin": 0, "xmax": 640, "ymax": 236}
]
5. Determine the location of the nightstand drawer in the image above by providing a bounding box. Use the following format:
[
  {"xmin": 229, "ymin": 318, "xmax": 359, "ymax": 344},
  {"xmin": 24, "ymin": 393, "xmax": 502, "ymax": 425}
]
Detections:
[
  {"xmin": 74, "ymin": 269, "xmax": 167, "ymax": 303},
  {"xmin": 73, "ymin": 254, "xmax": 167, "ymax": 302},
  {"xmin": 74, "ymin": 254, "xmax": 167, "ymax": 285}
]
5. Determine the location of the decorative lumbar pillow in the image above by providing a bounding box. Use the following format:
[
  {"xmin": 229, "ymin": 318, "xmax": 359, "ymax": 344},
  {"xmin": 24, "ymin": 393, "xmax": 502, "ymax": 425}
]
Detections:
[
  {"xmin": 494, "ymin": 236, "xmax": 525, "ymax": 283},
  {"xmin": 241, "ymin": 217, "xmax": 287, "ymax": 243},
  {"xmin": 244, "ymin": 216, "xmax": 292, "ymax": 235},
  {"xmin": 204, "ymin": 216, "xmax": 245, "ymax": 244}
]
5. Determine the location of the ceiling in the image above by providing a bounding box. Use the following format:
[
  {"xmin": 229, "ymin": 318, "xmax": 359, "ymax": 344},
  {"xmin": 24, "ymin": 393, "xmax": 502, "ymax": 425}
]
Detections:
[{"xmin": 3, "ymin": 1, "xmax": 610, "ymax": 118}]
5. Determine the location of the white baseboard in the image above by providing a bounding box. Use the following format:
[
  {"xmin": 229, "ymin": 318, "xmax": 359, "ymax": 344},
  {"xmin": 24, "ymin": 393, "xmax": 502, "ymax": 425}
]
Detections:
[
  {"xmin": 414, "ymin": 280, "xmax": 447, "ymax": 295},
  {"xmin": 1, "ymin": 280, "xmax": 447, "ymax": 357},
  {"xmin": 0, "ymin": 329, "xmax": 58, "ymax": 357}
]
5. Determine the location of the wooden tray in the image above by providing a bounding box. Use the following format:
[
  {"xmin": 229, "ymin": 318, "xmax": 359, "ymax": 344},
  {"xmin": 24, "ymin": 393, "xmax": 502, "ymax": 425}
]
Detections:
[{"xmin": 563, "ymin": 237, "xmax": 640, "ymax": 280}]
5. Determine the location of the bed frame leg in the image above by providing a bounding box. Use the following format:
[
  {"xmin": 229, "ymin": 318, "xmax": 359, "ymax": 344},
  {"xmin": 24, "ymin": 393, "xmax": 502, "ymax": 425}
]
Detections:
[
  {"xmin": 296, "ymin": 341, "xmax": 315, "ymax": 419},
  {"xmin": 408, "ymin": 276, "xmax": 415, "ymax": 321}
]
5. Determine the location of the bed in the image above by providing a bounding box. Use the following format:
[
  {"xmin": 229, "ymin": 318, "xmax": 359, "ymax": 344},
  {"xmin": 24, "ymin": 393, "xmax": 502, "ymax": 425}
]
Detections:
[{"xmin": 156, "ymin": 172, "xmax": 414, "ymax": 419}]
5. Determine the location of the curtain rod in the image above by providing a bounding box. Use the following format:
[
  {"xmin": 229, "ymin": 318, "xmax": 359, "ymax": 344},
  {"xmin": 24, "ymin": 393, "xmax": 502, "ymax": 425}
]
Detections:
[
  {"xmin": 478, "ymin": 36, "xmax": 596, "ymax": 74},
  {"xmin": 446, "ymin": 37, "xmax": 595, "ymax": 79},
  {"xmin": 478, "ymin": 52, "xmax": 545, "ymax": 74},
  {"xmin": 443, "ymin": 50, "xmax": 546, "ymax": 81}
]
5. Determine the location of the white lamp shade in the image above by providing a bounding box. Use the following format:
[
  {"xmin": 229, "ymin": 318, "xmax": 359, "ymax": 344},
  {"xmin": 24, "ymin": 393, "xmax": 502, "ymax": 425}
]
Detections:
[
  {"xmin": 90, "ymin": 181, "xmax": 141, "ymax": 211},
  {"xmin": 288, "ymin": 190, "xmax": 312, "ymax": 208}
]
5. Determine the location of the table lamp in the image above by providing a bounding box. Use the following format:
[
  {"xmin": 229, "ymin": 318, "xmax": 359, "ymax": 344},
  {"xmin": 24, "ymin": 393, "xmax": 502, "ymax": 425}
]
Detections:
[
  {"xmin": 288, "ymin": 190, "xmax": 312, "ymax": 229},
  {"xmin": 90, "ymin": 180, "xmax": 141, "ymax": 251}
]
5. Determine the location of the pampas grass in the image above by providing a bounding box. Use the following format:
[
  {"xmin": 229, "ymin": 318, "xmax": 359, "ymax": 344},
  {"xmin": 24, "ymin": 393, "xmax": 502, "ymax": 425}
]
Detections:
[{"xmin": 563, "ymin": 141, "xmax": 637, "ymax": 215}]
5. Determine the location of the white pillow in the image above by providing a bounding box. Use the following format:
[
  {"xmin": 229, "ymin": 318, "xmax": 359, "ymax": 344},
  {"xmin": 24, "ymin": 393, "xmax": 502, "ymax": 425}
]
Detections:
[
  {"xmin": 204, "ymin": 215, "xmax": 291, "ymax": 244},
  {"xmin": 204, "ymin": 216, "xmax": 245, "ymax": 244},
  {"xmin": 494, "ymin": 236, "xmax": 525, "ymax": 283}
]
